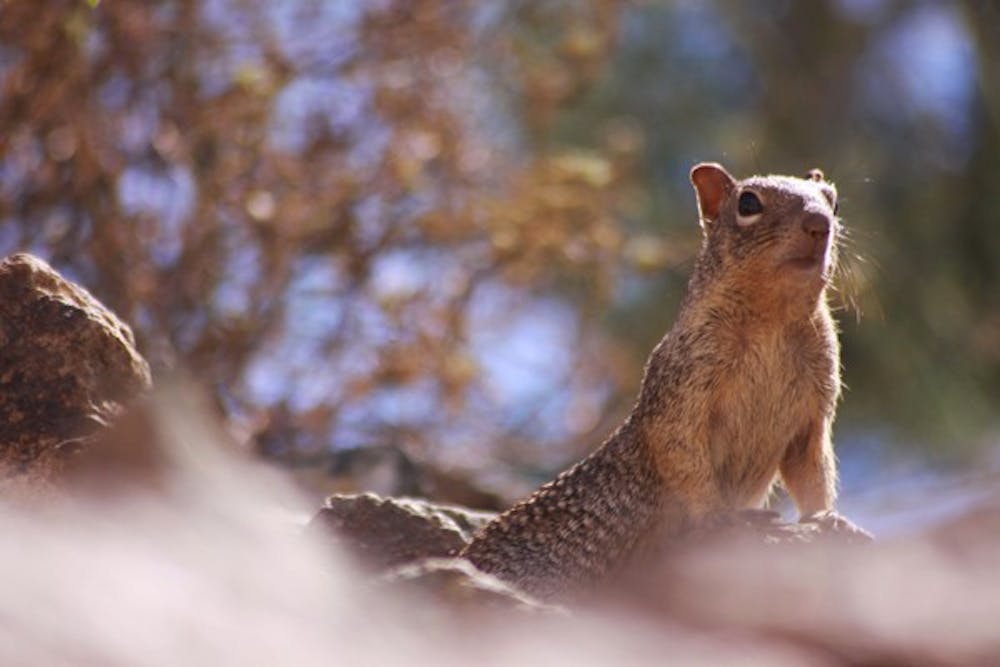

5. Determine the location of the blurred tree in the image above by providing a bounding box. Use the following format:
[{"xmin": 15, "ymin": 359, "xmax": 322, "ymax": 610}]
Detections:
[{"xmin": 0, "ymin": 0, "xmax": 642, "ymax": 480}]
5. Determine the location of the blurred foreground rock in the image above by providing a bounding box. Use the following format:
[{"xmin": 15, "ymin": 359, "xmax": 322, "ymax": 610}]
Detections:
[
  {"xmin": 631, "ymin": 497, "xmax": 1000, "ymax": 667},
  {"xmin": 0, "ymin": 253, "xmax": 151, "ymax": 492},
  {"xmin": 380, "ymin": 557, "xmax": 557, "ymax": 613}
]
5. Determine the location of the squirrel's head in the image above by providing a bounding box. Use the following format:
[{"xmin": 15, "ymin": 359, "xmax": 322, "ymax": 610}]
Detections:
[{"xmin": 689, "ymin": 162, "xmax": 839, "ymax": 298}]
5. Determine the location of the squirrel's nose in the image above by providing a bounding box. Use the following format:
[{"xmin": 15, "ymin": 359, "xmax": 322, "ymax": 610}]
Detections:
[{"xmin": 802, "ymin": 214, "xmax": 830, "ymax": 239}]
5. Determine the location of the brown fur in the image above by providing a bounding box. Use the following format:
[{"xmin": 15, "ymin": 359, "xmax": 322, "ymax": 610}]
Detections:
[{"xmin": 462, "ymin": 163, "xmax": 858, "ymax": 599}]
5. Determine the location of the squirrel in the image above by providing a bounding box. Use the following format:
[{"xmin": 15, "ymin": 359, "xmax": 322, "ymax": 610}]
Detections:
[{"xmin": 461, "ymin": 163, "xmax": 871, "ymax": 600}]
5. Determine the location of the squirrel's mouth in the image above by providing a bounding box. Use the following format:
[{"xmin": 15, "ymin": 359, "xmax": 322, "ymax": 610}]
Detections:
[
  {"xmin": 783, "ymin": 235, "xmax": 831, "ymax": 271},
  {"xmin": 784, "ymin": 255, "xmax": 823, "ymax": 270}
]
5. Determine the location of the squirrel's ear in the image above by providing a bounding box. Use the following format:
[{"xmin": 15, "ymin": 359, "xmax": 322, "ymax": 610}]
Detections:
[{"xmin": 690, "ymin": 163, "xmax": 736, "ymax": 229}]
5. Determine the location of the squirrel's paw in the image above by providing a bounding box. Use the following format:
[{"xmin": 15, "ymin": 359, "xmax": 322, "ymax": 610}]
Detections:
[{"xmin": 800, "ymin": 510, "xmax": 873, "ymax": 544}]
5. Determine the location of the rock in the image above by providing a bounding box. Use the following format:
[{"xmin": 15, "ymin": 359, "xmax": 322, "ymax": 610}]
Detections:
[
  {"xmin": 0, "ymin": 253, "xmax": 151, "ymax": 488},
  {"xmin": 308, "ymin": 493, "xmax": 866, "ymax": 609},
  {"xmin": 627, "ymin": 503, "xmax": 1000, "ymax": 667},
  {"xmin": 308, "ymin": 492, "xmax": 551, "ymax": 610},
  {"xmin": 308, "ymin": 492, "xmax": 495, "ymax": 570},
  {"xmin": 681, "ymin": 508, "xmax": 871, "ymax": 547},
  {"xmin": 379, "ymin": 557, "xmax": 556, "ymax": 613}
]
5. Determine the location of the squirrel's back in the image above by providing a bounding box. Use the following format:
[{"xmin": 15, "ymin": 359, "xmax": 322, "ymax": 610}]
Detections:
[{"xmin": 462, "ymin": 421, "xmax": 667, "ymax": 599}]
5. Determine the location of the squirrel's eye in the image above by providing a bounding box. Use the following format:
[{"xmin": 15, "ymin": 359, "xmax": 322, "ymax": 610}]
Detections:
[{"xmin": 737, "ymin": 191, "xmax": 763, "ymax": 218}]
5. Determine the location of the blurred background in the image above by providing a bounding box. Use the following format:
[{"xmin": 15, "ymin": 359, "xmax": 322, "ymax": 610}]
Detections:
[{"xmin": 2, "ymin": 0, "xmax": 998, "ymax": 532}]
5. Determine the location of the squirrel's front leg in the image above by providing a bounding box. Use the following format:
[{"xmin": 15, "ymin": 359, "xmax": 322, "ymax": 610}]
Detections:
[{"xmin": 780, "ymin": 418, "xmax": 872, "ymax": 541}]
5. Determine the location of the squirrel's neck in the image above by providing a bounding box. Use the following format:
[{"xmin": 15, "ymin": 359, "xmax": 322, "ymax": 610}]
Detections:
[{"xmin": 683, "ymin": 252, "xmax": 832, "ymax": 329}]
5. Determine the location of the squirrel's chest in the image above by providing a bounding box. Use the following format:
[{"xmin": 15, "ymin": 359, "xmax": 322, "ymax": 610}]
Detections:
[{"xmin": 706, "ymin": 329, "xmax": 831, "ymax": 504}]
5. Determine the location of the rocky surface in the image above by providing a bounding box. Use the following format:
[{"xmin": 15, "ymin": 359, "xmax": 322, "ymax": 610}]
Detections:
[
  {"xmin": 310, "ymin": 493, "xmax": 566, "ymax": 610},
  {"xmin": 0, "ymin": 253, "xmax": 151, "ymax": 489},
  {"xmin": 679, "ymin": 508, "xmax": 873, "ymax": 547},
  {"xmin": 312, "ymin": 493, "xmax": 861, "ymax": 573},
  {"xmin": 379, "ymin": 557, "xmax": 557, "ymax": 613},
  {"xmin": 309, "ymin": 492, "xmax": 496, "ymax": 570},
  {"xmin": 307, "ymin": 491, "xmax": 870, "ymax": 612}
]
